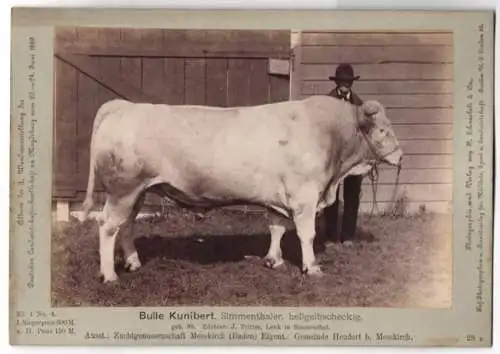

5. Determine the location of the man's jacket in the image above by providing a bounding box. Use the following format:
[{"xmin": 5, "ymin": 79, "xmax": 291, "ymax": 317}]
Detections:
[{"xmin": 328, "ymin": 88, "xmax": 363, "ymax": 106}]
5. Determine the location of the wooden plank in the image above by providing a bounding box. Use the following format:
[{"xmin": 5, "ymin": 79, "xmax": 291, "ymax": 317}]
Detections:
[
  {"xmin": 55, "ymin": 52, "xmax": 162, "ymax": 104},
  {"xmin": 360, "ymin": 168, "xmax": 452, "ymax": 185},
  {"xmin": 301, "ymin": 80, "xmax": 453, "ymax": 95},
  {"xmin": 120, "ymin": 28, "xmax": 143, "ymax": 91},
  {"xmin": 206, "ymin": 59, "xmax": 228, "ymax": 107},
  {"xmin": 120, "ymin": 57, "xmax": 142, "ymax": 90},
  {"xmin": 61, "ymin": 27, "xmax": 128, "ymax": 54},
  {"xmin": 142, "ymin": 58, "xmax": 166, "ymax": 103},
  {"xmin": 393, "ymin": 124, "xmax": 453, "ymax": 140},
  {"xmin": 268, "ymin": 58, "xmax": 290, "ymax": 75},
  {"xmin": 248, "ymin": 59, "xmax": 270, "ymax": 105},
  {"xmin": 56, "ymin": 60, "xmax": 78, "ymax": 123},
  {"xmin": 141, "ymin": 30, "xmax": 165, "ymax": 102},
  {"xmin": 184, "ymin": 58, "xmax": 206, "ymax": 105},
  {"xmin": 76, "ymin": 56, "xmax": 101, "ymax": 190},
  {"xmin": 162, "ymin": 29, "xmax": 189, "ymax": 43},
  {"xmin": 301, "ymin": 32, "xmax": 453, "ymax": 46},
  {"xmin": 52, "ymin": 186, "xmax": 78, "ymax": 198},
  {"xmin": 359, "ymin": 183, "xmax": 452, "ymax": 202},
  {"xmin": 302, "ymin": 63, "xmax": 453, "ymax": 80},
  {"xmin": 227, "ymin": 59, "xmax": 250, "ymax": 107},
  {"xmin": 379, "ymin": 154, "xmax": 452, "ymax": 169},
  {"xmin": 302, "ymin": 93, "xmax": 452, "ymax": 108},
  {"xmin": 53, "ymin": 123, "xmax": 76, "ymax": 193},
  {"xmin": 386, "ymin": 108, "xmax": 453, "ymax": 125},
  {"xmin": 54, "ymin": 59, "xmax": 78, "ymax": 197},
  {"xmin": 97, "ymin": 59, "xmax": 122, "ymax": 107},
  {"xmin": 163, "ymin": 58, "xmax": 185, "ymax": 105},
  {"xmin": 120, "ymin": 27, "xmax": 142, "ymax": 43},
  {"xmin": 97, "ymin": 27, "xmax": 121, "ymax": 48},
  {"xmin": 301, "ymin": 45, "xmax": 453, "ymax": 64},
  {"xmin": 59, "ymin": 29, "xmax": 291, "ymax": 58},
  {"xmin": 399, "ymin": 140, "xmax": 453, "ymax": 155},
  {"xmin": 361, "ymin": 94, "xmax": 452, "ymax": 108},
  {"xmin": 54, "ymin": 27, "xmax": 77, "ymax": 52},
  {"xmin": 75, "ymin": 27, "xmax": 102, "ymax": 50},
  {"xmin": 97, "ymin": 28, "xmax": 122, "ymax": 107},
  {"xmin": 141, "ymin": 28, "xmax": 164, "ymax": 49},
  {"xmin": 270, "ymin": 75, "xmax": 290, "ymax": 103},
  {"xmin": 201, "ymin": 29, "xmax": 291, "ymax": 56}
]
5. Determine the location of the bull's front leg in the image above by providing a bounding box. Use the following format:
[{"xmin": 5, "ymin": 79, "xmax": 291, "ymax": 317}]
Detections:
[{"xmin": 294, "ymin": 204, "xmax": 323, "ymax": 276}]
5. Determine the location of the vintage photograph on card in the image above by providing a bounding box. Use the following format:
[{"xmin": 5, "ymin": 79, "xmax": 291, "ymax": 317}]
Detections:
[
  {"xmin": 10, "ymin": 8, "xmax": 494, "ymax": 346},
  {"xmin": 51, "ymin": 27, "xmax": 453, "ymax": 309}
]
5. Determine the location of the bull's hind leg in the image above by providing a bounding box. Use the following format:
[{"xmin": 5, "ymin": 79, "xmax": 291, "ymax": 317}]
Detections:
[
  {"xmin": 98, "ymin": 203, "xmax": 122, "ymax": 283},
  {"xmin": 98, "ymin": 192, "xmax": 142, "ymax": 282},
  {"xmin": 264, "ymin": 213, "xmax": 286, "ymax": 269},
  {"xmin": 119, "ymin": 192, "xmax": 146, "ymax": 272}
]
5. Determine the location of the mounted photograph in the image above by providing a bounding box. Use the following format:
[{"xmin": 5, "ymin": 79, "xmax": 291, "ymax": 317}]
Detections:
[{"xmin": 50, "ymin": 27, "xmax": 453, "ymax": 309}]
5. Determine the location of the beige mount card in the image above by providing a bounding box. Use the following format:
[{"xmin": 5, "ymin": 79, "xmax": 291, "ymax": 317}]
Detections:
[{"xmin": 9, "ymin": 8, "xmax": 494, "ymax": 347}]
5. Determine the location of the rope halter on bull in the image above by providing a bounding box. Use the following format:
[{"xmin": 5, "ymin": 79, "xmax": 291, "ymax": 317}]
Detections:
[{"xmin": 354, "ymin": 104, "xmax": 402, "ymax": 219}]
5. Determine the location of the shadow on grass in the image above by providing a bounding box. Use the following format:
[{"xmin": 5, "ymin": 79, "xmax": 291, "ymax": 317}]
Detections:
[
  {"xmin": 129, "ymin": 215, "xmax": 342, "ymax": 272},
  {"xmin": 132, "ymin": 229, "xmax": 311, "ymax": 269}
]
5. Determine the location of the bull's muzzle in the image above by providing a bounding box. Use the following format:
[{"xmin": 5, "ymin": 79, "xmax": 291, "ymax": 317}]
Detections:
[{"xmin": 385, "ymin": 148, "xmax": 403, "ymax": 166}]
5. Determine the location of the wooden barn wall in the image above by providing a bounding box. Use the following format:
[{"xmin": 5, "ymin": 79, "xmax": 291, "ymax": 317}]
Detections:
[
  {"xmin": 53, "ymin": 27, "xmax": 290, "ymax": 210},
  {"xmin": 293, "ymin": 31, "xmax": 453, "ymax": 213}
]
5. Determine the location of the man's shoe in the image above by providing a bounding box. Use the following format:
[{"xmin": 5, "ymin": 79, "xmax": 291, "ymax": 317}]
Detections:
[{"xmin": 342, "ymin": 240, "xmax": 354, "ymax": 247}]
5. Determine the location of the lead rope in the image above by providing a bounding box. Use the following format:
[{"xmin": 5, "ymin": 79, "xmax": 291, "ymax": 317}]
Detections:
[
  {"xmin": 368, "ymin": 162, "xmax": 401, "ymax": 219},
  {"xmin": 389, "ymin": 162, "xmax": 402, "ymax": 217},
  {"xmin": 368, "ymin": 162, "xmax": 380, "ymax": 219}
]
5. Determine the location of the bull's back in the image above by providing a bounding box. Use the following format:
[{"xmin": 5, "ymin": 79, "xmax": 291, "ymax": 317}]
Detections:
[{"xmin": 91, "ymin": 98, "xmax": 337, "ymax": 200}]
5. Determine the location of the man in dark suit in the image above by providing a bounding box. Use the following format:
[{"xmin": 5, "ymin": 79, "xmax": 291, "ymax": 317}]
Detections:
[{"xmin": 322, "ymin": 63, "xmax": 374, "ymax": 246}]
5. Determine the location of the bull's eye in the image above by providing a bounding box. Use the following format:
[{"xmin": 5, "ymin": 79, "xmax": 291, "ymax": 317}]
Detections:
[{"xmin": 379, "ymin": 128, "xmax": 390, "ymax": 137}]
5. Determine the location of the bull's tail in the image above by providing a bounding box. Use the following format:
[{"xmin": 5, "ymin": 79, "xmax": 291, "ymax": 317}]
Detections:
[
  {"xmin": 81, "ymin": 153, "xmax": 96, "ymax": 221},
  {"xmin": 80, "ymin": 111, "xmax": 102, "ymax": 222},
  {"xmin": 81, "ymin": 99, "xmax": 130, "ymax": 222}
]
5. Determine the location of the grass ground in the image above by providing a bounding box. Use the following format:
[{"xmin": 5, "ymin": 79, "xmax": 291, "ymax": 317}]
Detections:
[{"xmin": 51, "ymin": 208, "xmax": 452, "ymax": 308}]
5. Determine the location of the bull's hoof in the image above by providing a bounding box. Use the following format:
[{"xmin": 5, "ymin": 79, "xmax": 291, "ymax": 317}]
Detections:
[
  {"xmin": 125, "ymin": 262, "xmax": 141, "ymax": 272},
  {"xmin": 124, "ymin": 253, "xmax": 142, "ymax": 272},
  {"xmin": 302, "ymin": 265, "xmax": 324, "ymax": 277},
  {"xmin": 99, "ymin": 272, "xmax": 118, "ymax": 283},
  {"xmin": 263, "ymin": 256, "xmax": 284, "ymax": 269}
]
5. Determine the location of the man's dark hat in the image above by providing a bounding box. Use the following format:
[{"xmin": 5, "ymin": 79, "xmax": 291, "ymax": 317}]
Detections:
[{"xmin": 328, "ymin": 63, "xmax": 360, "ymax": 81}]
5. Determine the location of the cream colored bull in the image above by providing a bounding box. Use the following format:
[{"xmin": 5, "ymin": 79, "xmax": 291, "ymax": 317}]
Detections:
[{"xmin": 81, "ymin": 96, "xmax": 403, "ymax": 282}]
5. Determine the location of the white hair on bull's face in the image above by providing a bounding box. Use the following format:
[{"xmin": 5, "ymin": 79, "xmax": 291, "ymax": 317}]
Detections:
[
  {"xmin": 362, "ymin": 100, "xmax": 382, "ymax": 116},
  {"xmin": 358, "ymin": 100, "xmax": 402, "ymax": 166}
]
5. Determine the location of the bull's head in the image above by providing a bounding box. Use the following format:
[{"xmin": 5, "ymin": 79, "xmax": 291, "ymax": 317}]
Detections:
[{"xmin": 357, "ymin": 100, "xmax": 403, "ymax": 166}]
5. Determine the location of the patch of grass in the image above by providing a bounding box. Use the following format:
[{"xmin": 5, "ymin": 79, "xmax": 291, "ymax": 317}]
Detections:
[{"xmin": 51, "ymin": 208, "xmax": 452, "ymax": 308}]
